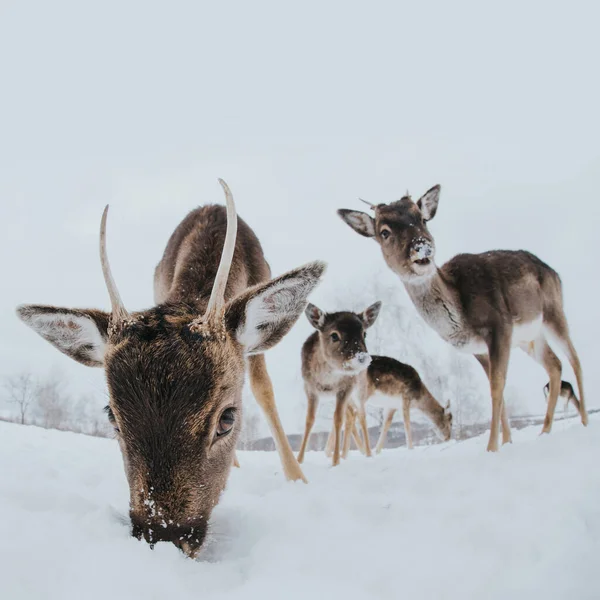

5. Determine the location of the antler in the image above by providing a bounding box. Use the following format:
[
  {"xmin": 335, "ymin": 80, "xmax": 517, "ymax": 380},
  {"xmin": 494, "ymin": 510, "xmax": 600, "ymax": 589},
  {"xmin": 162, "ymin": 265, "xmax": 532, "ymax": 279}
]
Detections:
[
  {"xmin": 358, "ymin": 197, "xmax": 376, "ymax": 210},
  {"xmin": 100, "ymin": 206, "xmax": 130, "ymax": 323},
  {"xmin": 203, "ymin": 178, "xmax": 238, "ymax": 319}
]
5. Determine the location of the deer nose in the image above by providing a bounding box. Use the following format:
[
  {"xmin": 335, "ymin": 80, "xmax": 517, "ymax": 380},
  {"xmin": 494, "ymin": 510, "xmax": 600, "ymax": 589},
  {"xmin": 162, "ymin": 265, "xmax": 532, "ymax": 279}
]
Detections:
[
  {"xmin": 355, "ymin": 352, "xmax": 371, "ymax": 367},
  {"xmin": 410, "ymin": 238, "xmax": 434, "ymax": 262},
  {"xmin": 131, "ymin": 515, "xmax": 207, "ymax": 557}
]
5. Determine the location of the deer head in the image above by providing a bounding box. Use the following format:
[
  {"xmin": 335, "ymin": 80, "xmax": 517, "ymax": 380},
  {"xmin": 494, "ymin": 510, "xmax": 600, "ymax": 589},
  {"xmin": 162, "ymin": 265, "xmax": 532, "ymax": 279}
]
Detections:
[
  {"xmin": 338, "ymin": 185, "xmax": 441, "ymax": 282},
  {"xmin": 305, "ymin": 302, "xmax": 381, "ymax": 373},
  {"xmin": 17, "ymin": 180, "xmax": 325, "ymax": 557}
]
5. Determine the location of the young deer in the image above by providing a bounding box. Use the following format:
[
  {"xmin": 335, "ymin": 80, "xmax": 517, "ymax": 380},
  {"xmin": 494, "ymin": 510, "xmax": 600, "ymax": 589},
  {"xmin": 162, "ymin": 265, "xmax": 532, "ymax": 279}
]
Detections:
[
  {"xmin": 297, "ymin": 302, "xmax": 381, "ymax": 466},
  {"xmin": 543, "ymin": 380, "xmax": 582, "ymax": 415},
  {"xmin": 361, "ymin": 356, "xmax": 452, "ymax": 452},
  {"xmin": 17, "ymin": 180, "xmax": 325, "ymax": 557},
  {"xmin": 338, "ymin": 185, "xmax": 587, "ymax": 452}
]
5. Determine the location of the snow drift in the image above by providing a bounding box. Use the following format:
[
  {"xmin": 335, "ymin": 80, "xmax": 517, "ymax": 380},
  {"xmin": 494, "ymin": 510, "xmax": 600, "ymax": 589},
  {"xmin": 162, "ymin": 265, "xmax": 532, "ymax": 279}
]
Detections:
[{"xmin": 1, "ymin": 416, "xmax": 598, "ymax": 600}]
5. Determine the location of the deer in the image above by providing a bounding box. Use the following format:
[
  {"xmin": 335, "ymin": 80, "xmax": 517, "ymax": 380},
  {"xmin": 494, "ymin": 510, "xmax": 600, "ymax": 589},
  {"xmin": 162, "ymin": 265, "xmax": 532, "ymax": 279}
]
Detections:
[
  {"xmin": 361, "ymin": 356, "xmax": 452, "ymax": 452},
  {"xmin": 338, "ymin": 185, "xmax": 587, "ymax": 452},
  {"xmin": 543, "ymin": 380, "xmax": 582, "ymax": 415},
  {"xmin": 298, "ymin": 302, "xmax": 452, "ymax": 464},
  {"xmin": 16, "ymin": 180, "xmax": 325, "ymax": 558},
  {"xmin": 297, "ymin": 302, "xmax": 381, "ymax": 466}
]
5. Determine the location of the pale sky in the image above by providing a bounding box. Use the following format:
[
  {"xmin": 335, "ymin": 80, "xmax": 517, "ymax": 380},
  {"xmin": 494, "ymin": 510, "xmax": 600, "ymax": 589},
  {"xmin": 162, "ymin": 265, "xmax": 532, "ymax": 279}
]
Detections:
[{"xmin": 1, "ymin": 1, "xmax": 599, "ymax": 432}]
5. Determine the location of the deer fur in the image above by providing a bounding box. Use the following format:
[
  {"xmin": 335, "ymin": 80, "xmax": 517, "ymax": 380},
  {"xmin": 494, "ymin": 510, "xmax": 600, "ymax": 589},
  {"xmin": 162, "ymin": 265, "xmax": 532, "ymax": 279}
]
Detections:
[
  {"xmin": 338, "ymin": 185, "xmax": 587, "ymax": 452},
  {"xmin": 17, "ymin": 180, "xmax": 325, "ymax": 557}
]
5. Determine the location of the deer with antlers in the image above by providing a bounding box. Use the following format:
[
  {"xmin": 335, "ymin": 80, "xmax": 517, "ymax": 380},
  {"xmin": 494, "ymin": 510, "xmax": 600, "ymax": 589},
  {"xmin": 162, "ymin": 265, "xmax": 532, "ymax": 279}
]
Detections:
[
  {"xmin": 338, "ymin": 186, "xmax": 587, "ymax": 452},
  {"xmin": 17, "ymin": 180, "xmax": 325, "ymax": 557}
]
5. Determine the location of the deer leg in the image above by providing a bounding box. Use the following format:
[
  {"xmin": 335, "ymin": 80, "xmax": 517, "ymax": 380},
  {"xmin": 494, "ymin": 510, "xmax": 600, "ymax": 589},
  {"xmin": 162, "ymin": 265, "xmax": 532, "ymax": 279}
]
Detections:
[
  {"xmin": 325, "ymin": 426, "xmax": 335, "ymax": 457},
  {"xmin": 486, "ymin": 330, "xmax": 511, "ymax": 452},
  {"xmin": 297, "ymin": 387, "xmax": 319, "ymax": 464},
  {"xmin": 402, "ymin": 399, "xmax": 413, "ymax": 449},
  {"xmin": 332, "ymin": 389, "xmax": 351, "ymax": 467},
  {"xmin": 475, "ymin": 353, "xmax": 511, "ymax": 445},
  {"xmin": 522, "ymin": 338, "xmax": 562, "ymax": 434},
  {"xmin": 248, "ymin": 354, "xmax": 307, "ymax": 483},
  {"xmin": 342, "ymin": 405, "xmax": 356, "ymax": 459},
  {"xmin": 357, "ymin": 404, "xmax": 372, "ymax": 457},
  {"xmin": 375, "ymin": 408, "xmax": 396, "ymax": 454},
  {"xmin": 543, "ymin": 317, "xmax": 587, "ymax": 427},
  {"xmin": 232, "ymin": 452, "xmax": 240, "ymax": 468},
  {"xmin": 352, "ymin": 422, "xmax": 366, "ymax": 453}
]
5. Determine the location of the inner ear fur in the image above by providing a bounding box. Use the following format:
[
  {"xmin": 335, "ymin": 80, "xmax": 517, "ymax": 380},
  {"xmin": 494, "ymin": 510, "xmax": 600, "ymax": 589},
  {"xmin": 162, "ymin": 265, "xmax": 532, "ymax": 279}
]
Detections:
[
  {"xmin": 224, "ymin": 261, "xmax": 326, "ymax": 354},
  {"xmin": 16, "ymin": 305, "xmax": 110, "ymax": 367}
]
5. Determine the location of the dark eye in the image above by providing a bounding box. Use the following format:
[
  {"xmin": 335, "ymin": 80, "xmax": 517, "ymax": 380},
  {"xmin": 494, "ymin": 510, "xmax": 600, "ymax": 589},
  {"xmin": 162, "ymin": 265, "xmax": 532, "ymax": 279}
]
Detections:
[
  {"xmin": 330, "ymin": 332, "xmax": 340, "ymax": 342},
  {"xmin": 105, "ymin": 405, "xmax": 120, "ymax": 433},
  {"xmin": 380, "ymin": 229, "xmax": 390, "ymax": 240},
  {"xmin": 216, "ymin": 408, "xmax": 236, "ymax": 437}
]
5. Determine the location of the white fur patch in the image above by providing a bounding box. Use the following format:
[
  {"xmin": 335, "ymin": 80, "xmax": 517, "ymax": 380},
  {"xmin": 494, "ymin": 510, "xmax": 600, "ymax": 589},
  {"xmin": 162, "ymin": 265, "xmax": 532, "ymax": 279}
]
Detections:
[
  {"xmin": 368, "ymin": 392, "xmax": 403, "ymax": 410},
  {"xmin": 24, "ymin": 312, "xmax": 106, "ymax": 364},
  {"xmin": 511, "ymin": 316, "xmax": 543, "ymax": 347},
  {"xmin": 237, "ymin": 276, "xmax": 314, "ymax": 354}
]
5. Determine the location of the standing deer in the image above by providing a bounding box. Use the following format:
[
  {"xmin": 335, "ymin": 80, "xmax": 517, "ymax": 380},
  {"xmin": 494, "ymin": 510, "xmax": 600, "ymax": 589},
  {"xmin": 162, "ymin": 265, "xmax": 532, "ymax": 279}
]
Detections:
[
  {"xmin": 17, "ymin": 180, "xmax": 325, "ymax": 557},
  {"xmin": 338, "ymin": 185, "xmax": 587, "ymax": 452},
  {"xmin": 298, "ymin": 302, "xmax": 381, "ymax": 466},
  {"xmin": 362, "ymin": 356, "xmax": 452, "ymax": 452}
]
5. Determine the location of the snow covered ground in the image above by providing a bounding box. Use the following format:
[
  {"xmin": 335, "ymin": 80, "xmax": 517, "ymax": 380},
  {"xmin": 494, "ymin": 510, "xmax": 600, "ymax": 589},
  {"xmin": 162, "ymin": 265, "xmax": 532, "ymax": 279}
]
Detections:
[{"xmin": 1, "ymin": 415, "xmax": 599, "ymax": 600}]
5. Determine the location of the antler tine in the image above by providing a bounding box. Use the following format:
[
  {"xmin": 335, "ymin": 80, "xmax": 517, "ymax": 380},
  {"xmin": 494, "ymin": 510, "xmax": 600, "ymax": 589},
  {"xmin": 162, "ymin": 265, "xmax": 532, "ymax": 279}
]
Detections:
[
  {"xmin": 204, "ymin": 178, "xmax": 238, "ymax": 319},
  {"xmin": 99, "ymin": 205, "xmax": 129, "ymax": 322},
  {"xmin": 358, "ymin": 197, "xmax": 376, "ymax": 210}
]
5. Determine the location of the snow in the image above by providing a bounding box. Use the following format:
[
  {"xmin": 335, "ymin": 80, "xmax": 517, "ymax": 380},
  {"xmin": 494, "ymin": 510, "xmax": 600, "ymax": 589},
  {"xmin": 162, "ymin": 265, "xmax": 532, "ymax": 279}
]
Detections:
[{"xmin": 2, "ymin": 416, "xmax": 599, "ymax": 600}]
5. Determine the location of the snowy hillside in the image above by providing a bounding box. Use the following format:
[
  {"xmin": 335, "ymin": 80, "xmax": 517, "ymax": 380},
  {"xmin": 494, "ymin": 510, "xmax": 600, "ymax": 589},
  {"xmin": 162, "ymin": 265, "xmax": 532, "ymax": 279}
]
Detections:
[{"xmin": 2, "ymin": 417, "xmax": 598, "ymax": 600}]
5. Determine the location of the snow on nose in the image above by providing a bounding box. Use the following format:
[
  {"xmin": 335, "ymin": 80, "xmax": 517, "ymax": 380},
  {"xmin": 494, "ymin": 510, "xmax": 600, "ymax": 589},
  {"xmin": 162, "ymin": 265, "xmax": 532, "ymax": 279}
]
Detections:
[
  {"xmin": 345, "ymin": 352, "xmax": 371, "ymax": 371},
  {"xmin": 411, "ymin": 238, "xmax": 434, "ymax": 261}
]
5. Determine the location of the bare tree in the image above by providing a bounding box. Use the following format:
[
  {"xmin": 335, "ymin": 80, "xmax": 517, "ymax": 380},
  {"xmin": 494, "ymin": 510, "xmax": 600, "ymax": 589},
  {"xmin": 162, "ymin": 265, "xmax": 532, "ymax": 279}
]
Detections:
[
  {"xmin": 36, "ymin": 375, "xmax": 68, "ymax": 430},
  {"xmin": 4, "ymin": 372, "xmax": 36, "ymax": 425}
]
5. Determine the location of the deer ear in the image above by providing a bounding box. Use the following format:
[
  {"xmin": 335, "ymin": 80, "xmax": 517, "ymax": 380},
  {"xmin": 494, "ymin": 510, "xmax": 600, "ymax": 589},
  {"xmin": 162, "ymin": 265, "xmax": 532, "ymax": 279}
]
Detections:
[
  {"xmin": 416, "ymin": 185, "xmax": 441, "ymax": 221},
  {"xmin": 360, "ymin": 301, "xmax": 382, "ymax": 329},
  {"xmin": 337, "ymin": 209, "xmax": 375, "ymax": 238},
  {"xmin": 16, "ymin": 305, "xmax": 110, "ymax": 367},
  {"xmin": 305, "ymin": 303, "xmax": 326, "ymax": 331},
  {"xmin": 444, "ymin": 400, "xmax": 451, "ymax": 414},
  {"xmin": 225, "ymin": 261, "xmax": 326, "ymax": 355}
]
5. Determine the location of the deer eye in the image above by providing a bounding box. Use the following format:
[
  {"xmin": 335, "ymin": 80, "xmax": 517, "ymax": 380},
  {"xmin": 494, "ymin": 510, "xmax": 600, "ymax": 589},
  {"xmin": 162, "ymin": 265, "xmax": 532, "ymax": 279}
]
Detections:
[
  {"xmin": 216, "ymin": 408, "xmax": 236, "ymax": 437},
  {"xmin": 330, "ymin": 332, "xmax": 340, "ymax": 342},
  {"xmin": 380, "ymin": 228, "xmax": 391, "ymax": 240}
]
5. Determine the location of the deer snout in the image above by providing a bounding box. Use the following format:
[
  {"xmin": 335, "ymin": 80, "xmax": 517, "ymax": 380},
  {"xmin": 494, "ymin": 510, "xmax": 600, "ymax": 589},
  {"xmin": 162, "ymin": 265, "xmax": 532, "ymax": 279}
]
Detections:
[
  {"xmin": 344, "ymin": 351, "xmax": 371, "ymax": 372},
  {"xmin": 410, "ymin": 238, "xmax": 434, "ymax": 266},
  {"xmin": 131, "ymin": 515, "xmax": 208, "ymax": 558},
  {"xmin": 356, "ymin": 352, "xmax": 371, "ymax": 366}
]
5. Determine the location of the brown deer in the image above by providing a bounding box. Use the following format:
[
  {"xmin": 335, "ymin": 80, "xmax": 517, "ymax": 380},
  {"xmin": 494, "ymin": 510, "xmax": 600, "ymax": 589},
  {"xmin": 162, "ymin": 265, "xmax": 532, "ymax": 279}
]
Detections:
[
  {"xmin": 360, "ymin": 356, "xmax": 452, "ymax": 452},
  {"xmin": 338, "ymin": 185, "xmax": 587, "ymax": 452},
  {"xmin": 297, "ymin": 302, "xmax": 381, "ymax": 466},
  {"xmin": 17, "ymin": 180, "xmax": 325, "ymax": 557}
]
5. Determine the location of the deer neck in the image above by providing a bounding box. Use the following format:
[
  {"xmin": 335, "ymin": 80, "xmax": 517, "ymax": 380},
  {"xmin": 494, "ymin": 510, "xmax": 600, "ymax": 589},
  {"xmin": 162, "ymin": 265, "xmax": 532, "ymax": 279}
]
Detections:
[{"xmin": 402, "ymin": 266, "xmax": 466, "ymax": 345}]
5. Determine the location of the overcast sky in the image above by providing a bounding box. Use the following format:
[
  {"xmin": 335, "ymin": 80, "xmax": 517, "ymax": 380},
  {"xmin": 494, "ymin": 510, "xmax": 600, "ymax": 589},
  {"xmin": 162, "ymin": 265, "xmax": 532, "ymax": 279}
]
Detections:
[{"xmin": 1, "ymin": 1, "xmax": 598, "ymax": 430}]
